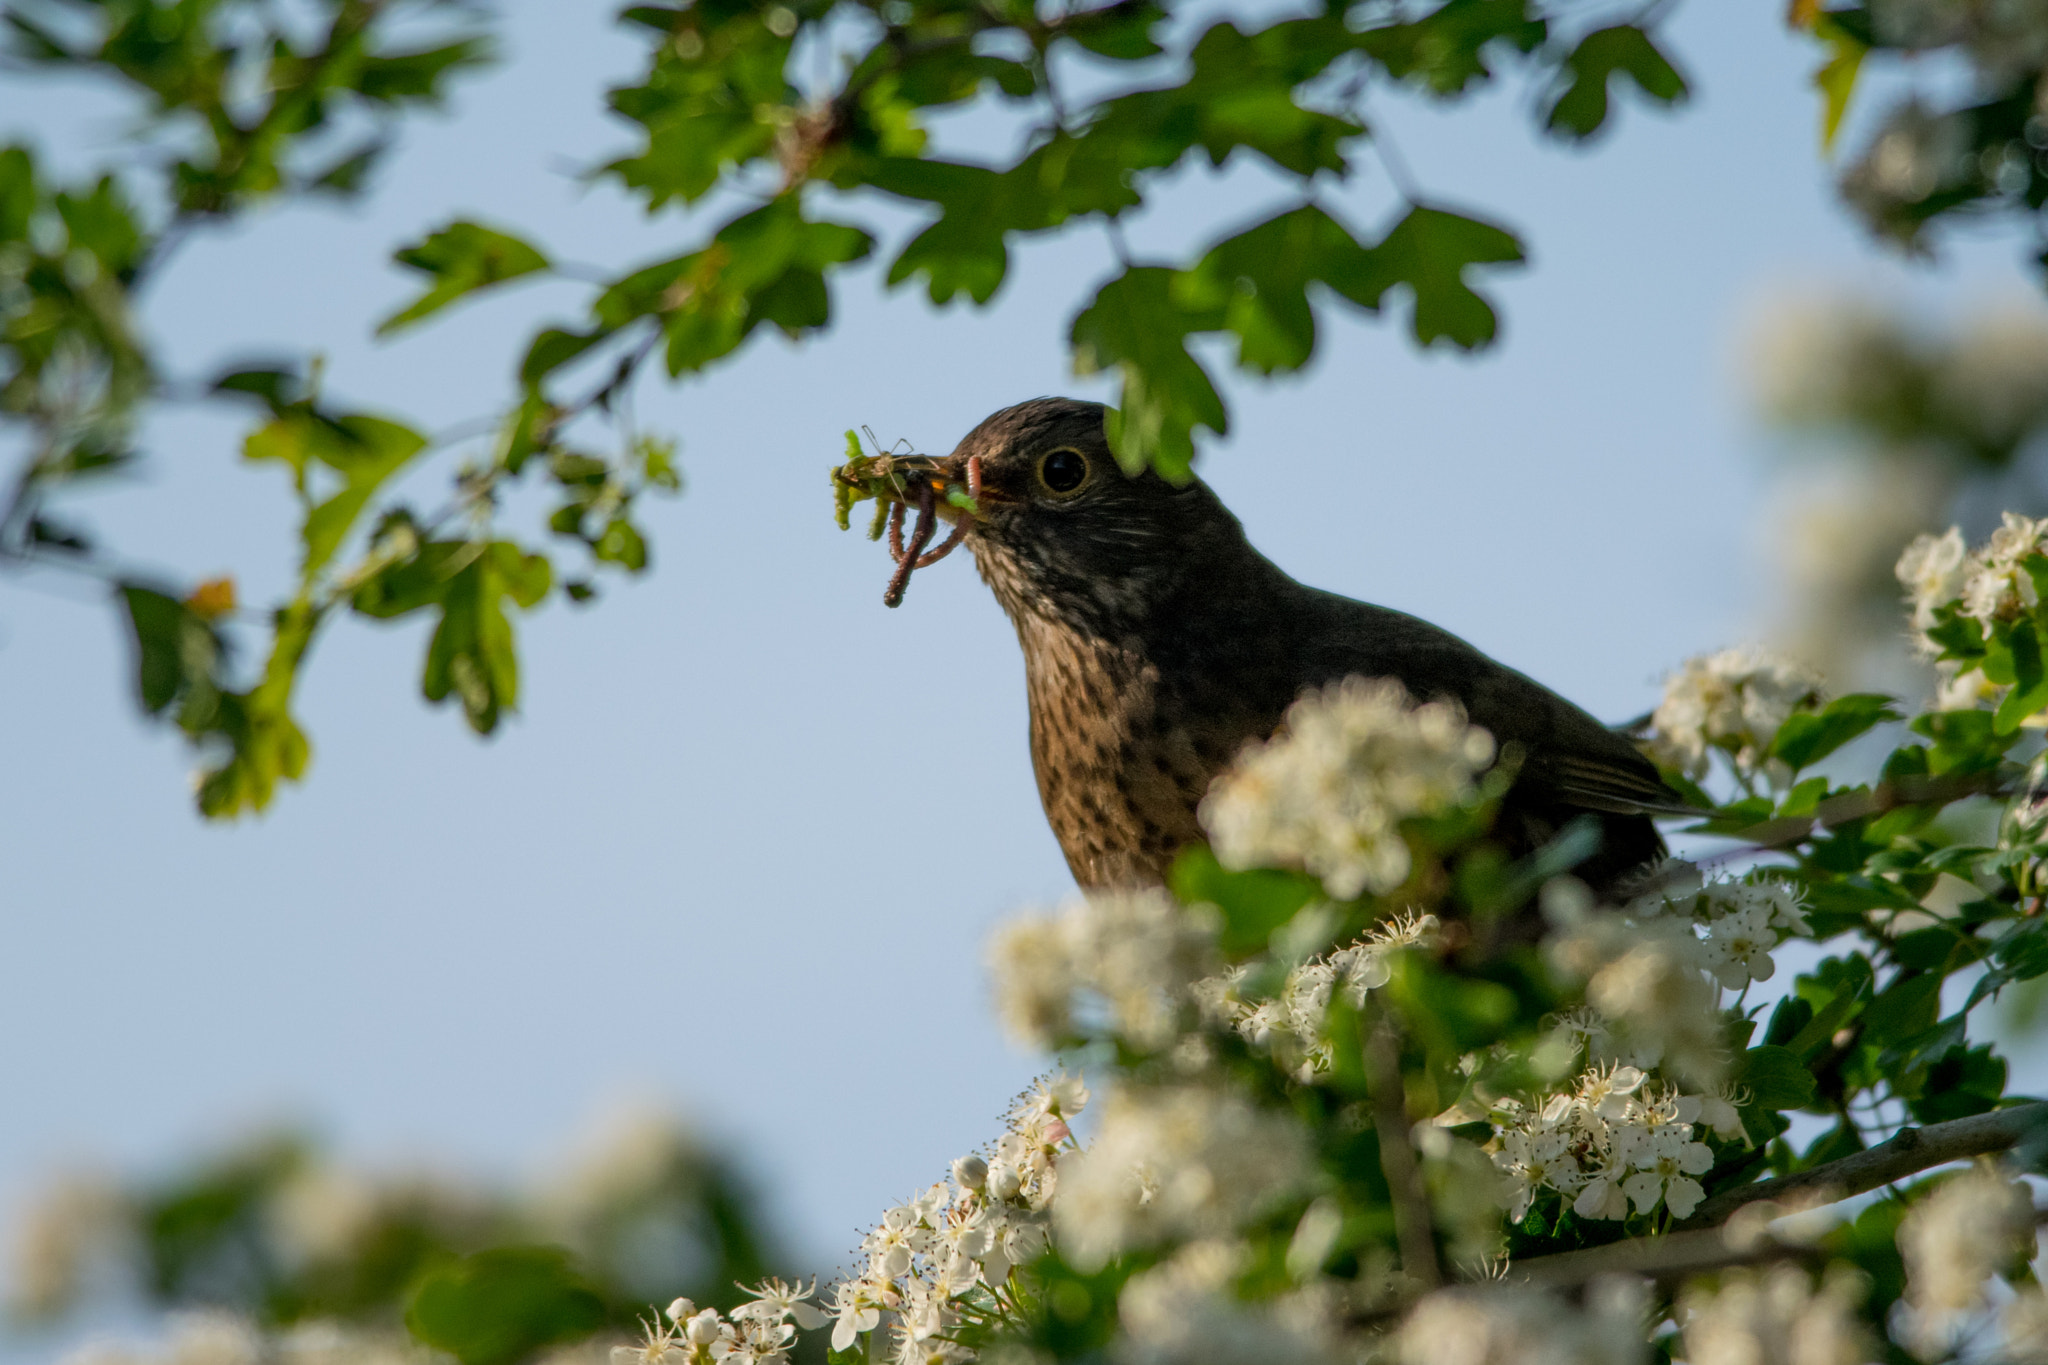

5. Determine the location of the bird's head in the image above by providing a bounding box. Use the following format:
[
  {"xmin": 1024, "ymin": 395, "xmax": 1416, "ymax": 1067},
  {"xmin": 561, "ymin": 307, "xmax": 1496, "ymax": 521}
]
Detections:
[{"xmin": 898, "ymin": 397, "xmax": 1240, "ymax": 634}]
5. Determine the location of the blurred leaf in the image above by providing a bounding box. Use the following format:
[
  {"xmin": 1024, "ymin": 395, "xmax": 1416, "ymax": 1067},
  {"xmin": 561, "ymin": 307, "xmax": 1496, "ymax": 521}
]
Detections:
[
  {"xmin": 422, "ymin": 543, "xmax": 553, "ymax": 734},
  {"xmin": 1544, "ymin": 25, "xmax": 1689, "ymax": 141},
  {"xmin": 1071, "ymin": 266, "xmax": 1226, "ymax": 480},
  {"xmin": 1169, "ymin": 845, "xmax": 1321, "ymax": 956},
  {"xmin": 118, "ymin": 583, "xmax": 218, "ymax": 717},
  {"xmin": 405, "ymin": 1247, "xmax": 606, "ymax": 1365},
  {"xmin": 1351, "ymin": 206, "xmax": 1525, "ymax": 349},
  {"xmin": 1360, "ymin": 0, "xmax": 1546, "ymax": 96},
  {"xmin": 1812, "ymin": 21, "xmax": 1866, "ymax": 150},
  {"xmin": 379, "ymin": 221, "xmax": 551, "ymax": 336},
  {"xmin": 1174, "ymin": 204, "xmax": 1382, "ymax": 374},
  {"xmin": 1768, "ymin": 693, "xmax": 1900, "ymax": 771}
]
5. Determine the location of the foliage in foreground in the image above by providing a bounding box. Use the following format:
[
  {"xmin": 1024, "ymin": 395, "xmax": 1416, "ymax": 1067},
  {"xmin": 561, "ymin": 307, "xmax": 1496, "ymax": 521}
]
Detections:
[
  {"xmin": 32, "ymin": 516, "xmax": 2048, "ymax": 1365},
  {"xmin": 10, "ymin": 1110, "xmax": 790, "ymax": 1365}
]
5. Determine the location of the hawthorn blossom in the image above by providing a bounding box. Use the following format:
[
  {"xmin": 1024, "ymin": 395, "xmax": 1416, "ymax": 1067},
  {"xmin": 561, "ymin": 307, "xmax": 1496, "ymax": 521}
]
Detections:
[
  {"xmin": 1645, "ymin": 647, "xmax": 1823, "ymax": 785},
  {"xmin": 1898, "ymin": 1163, "xmax": 2037, "ymax": 1356},
  {"xmin": 1194, "ymin": 912, "xmax": 1439, "ymax": 1080},
  {"xmin": 1199, "ymin": 677, "xmax": 1496, "ymax": 899},
  {"xmin": 1117, "ymin": 1240, "xmax": 1341, "ymax": 1365},
  {"xmin": 1053, "ymin": 1083, "xmax": 1312, "ymax": 1271},
  {"xmin": 988, "ymin": 891, "xmax": 1219, "ymax": 1052},
  {"xmin": 1897, "ymin": 527, "xmax": 1968, "ymax": 648},
  {"xmin": 1397, "ymin": 1280, "xmax": 1646, "ymax": 1365},
  {"xmin": 1488, "ymin": 1060, "xmax": 1728, "ymax": 1225},
  {"xmin": 1679, "ymin": 1265, "xmax": 1873, "ymax": 1365},
  {"xmin": 820, "ymin": 1076, "xmax": 1083, "ymax": 1361}
]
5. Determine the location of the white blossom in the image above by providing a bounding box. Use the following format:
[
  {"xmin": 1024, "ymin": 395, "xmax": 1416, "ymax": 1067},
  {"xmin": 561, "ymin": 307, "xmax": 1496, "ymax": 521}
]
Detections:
[
  {"xmin": 1199, "ymin": 677, "xmax": 1495, "ymax": 899},
  {"xmin": 1898, "ymin": 1163, "xmax": 2037, "ymax": 1356},
  {"xmin": 988, "ymin": 892, "xmax": 1219, "ymax": 1052},
  {"xmin": 1679, "ymin": 1265, "xmax": 1874, "ymax": 1365},
  {"xmin": 1195, "ymin": 911, "xmax": 1439, "ymax": 1080},
  {"xmin": 1053, "ymin": 1083, "xmax": 1312, "ymax": 1271},
  {"xmin": 1115, "ymin": 1240, "xmax": 1339, "ymax": 1365},
  {"xmin": 2002, "ymin": 1281, "xmax": 2048, "ymax": 1363},
  {"xmin": 1396, "ymin": 1279, "xmax": 1645, "ymax": 1365},
  {"xmin": 1645, "ymin": 647, "xmax": 1823, "ymax": 785},
  {"xmin": 1897, "ymin": 527, "xmax": 1968, "ymax": 650}
]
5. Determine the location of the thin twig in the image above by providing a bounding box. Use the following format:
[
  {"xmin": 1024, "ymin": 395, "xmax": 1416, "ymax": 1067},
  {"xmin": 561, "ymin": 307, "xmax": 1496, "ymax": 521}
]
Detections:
[{"xmin": 1366, "ymin": 1019, "xmax": 1441, "ymax": 1290}]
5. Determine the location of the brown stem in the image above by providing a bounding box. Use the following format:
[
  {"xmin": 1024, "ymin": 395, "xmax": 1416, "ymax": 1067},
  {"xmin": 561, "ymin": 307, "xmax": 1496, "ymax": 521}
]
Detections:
[
  {"xmin": 1677, "ymin": 1101, "xmax": 2048, "ymax": 1230},
  {"xmin": 1366, "ymin": 1020, "xmax": 1441, "ymax": 1290}
]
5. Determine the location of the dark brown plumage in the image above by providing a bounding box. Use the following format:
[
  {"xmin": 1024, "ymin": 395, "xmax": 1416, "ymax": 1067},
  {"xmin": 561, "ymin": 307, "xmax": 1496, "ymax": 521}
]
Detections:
[{"xmin": 902, "ymin": 397, "xmax": 1679, "ymax": 894}]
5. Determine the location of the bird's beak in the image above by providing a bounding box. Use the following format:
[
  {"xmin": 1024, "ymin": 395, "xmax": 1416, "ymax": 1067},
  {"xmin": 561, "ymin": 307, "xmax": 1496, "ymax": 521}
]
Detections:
[{"xmin": 875, "ymin": 452, "xmax": 998, "ymax": 520}]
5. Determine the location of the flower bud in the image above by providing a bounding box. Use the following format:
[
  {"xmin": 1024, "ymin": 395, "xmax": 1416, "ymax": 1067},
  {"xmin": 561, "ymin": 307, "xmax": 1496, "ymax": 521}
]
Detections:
[
  {"xmin": 952, "ymin": 1155, "xmax": 989, "ymax": 1190},
  {"xmin": 684, "ymin": 1309, "xmax": 724, "ymax": 1346},
  {"xmin": 989, "ymin": 1162, "xmax": 1022, "ymax": 1201},
  {"xmin": 666, "ymin": 1298, "xmax": 697, "ymax": 1324}
]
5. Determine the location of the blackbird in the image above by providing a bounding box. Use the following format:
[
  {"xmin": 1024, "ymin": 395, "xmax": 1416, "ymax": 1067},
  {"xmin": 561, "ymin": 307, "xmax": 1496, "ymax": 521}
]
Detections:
[{"xmin": 892, "ymin": 397, "xmax": 1682, "ymax": 894}]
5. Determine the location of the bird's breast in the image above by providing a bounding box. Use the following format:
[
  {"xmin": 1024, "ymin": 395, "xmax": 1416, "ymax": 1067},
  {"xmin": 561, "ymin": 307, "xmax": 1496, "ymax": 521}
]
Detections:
[{"xmin": 1018, "ymin": 622, "xmax": 1264, "ymax": 889}]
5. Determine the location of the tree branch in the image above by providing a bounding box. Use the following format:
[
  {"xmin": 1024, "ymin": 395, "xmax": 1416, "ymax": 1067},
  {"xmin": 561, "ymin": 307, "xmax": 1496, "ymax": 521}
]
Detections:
[
  {"xmin": 1681, "ymin": 1102, "xmax": 2048, "ymax": 1228},
  {"xmin": 1499, "ymin": 1103, "xmax": 2048, "ymax": 1289}
]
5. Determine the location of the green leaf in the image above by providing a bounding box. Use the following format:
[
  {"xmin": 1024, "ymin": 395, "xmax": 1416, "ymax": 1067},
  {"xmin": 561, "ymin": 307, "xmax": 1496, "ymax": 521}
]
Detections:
[
  {"xmin": 421, "ymin": 543, "xmax": 553, "ymax": 734},
  {"xmin": 1169, "ymin": 845, "xmax": 1321, "ymax": 956},
  {"xmin": 1083, "ymin": 18, "xmax": 1365, "ymax": 179},
  {"xmin": 378, "ymin": 221, "xmax": 550, "ymax": 335},
  {"xmin": 1544, "ymin": 25, "xmax": 1689, "ymax": 141},
  {"xmin": 1812, "ymin": 20, "xmax": 1866, "ymax": 150},
  {"xmin": 1060, "ymin": 1, "xmax": 1166, "ymax": 60},
  {"xmin": 1909, "ymin": 1044, "xmax": 2005, "ymax": 1122},
  {"xmin": 1862, "ymin": 974, "xmax": 1942, "ymax": 1048},
  {"xmin": 1360, "ymin": 0, "xmax": 1546, "ymax": 97},
  {"xmin": 119, "ymin": 583, "xmax": 217, "ymax": 716},
  {"xmin": 300, "ymin": 417, "xmax": 430, "ymax": 575},
  {"xmin": 1070, "ymin": 266, "xmax": 1227, "ymax": 480},
  {"xmin": 1996, "ymin": 618, "xmax": 2048, "ymax": 733},
  {"xmin": 605, "ymin": 200, "xmax": 871, "ymax": 375},
  {"xmin": 1173, "ymin": 205, "xmax": 1381, "ymax": 375},
  {"xmin": 405, "ymin": 1247, "xmax": 606, "ymax": 1365},
  {"xmin": 520, "ymin": 327, "xmax": 610, "ymax": 390},
  {"xmin": 1769, "ymin": 692, "xmax": 1900, "ymax": 772},
  {"xmin": 1734, "ymin": 1044, "xmax": 1818, "ymax": 1111},
  {"xmin": 1351, "ymin": 206, "xmax": 1525, "ymax": 350}
]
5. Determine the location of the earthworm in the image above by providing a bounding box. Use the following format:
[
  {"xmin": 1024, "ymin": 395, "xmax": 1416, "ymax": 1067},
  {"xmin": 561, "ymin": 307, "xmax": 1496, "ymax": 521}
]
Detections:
[{"xmin": 881, "ymin": 454, "xmax": 981, "ymax": 607}]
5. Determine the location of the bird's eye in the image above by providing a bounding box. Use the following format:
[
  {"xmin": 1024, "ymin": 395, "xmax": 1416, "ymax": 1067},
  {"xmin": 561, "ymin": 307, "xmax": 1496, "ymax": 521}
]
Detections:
[{"xmin": 1036, "ymin": 447, "xmax": 1090, "ymax": 498}]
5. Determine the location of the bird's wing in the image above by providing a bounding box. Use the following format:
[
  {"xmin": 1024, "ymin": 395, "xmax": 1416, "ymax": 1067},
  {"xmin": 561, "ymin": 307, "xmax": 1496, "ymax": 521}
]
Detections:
[{"xmin": 1535, "ymin": 751, "xmax": 1701, "ymax": 818}]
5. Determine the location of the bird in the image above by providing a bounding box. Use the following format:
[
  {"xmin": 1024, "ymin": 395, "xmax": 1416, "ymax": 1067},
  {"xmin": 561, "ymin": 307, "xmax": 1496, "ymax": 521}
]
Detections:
[{"xmin": 887, "ymin": 396, "xmax": 1683, "ymax": 896}]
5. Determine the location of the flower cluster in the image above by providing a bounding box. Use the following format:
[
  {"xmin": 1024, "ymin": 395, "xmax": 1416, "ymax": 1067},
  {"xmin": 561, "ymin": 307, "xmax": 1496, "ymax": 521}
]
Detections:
[
  {"xmin": 1900, "ymin": 514, "xmax": 2048, "ymax": 713},
  {"xmin": 1547, "ymin": 867, "xmax": 1806, "ymax": 1086},
  {"xmin": 1897, "ymin": 1162, "xmax": 2039, "ymax": 1357},
  {"xmin": 1483, "ymin": 1060, "xmax": 1737, "ymax": 1224},
  {"xmin": 1192, "ymin": 911, "xmax": 1439, "ymax": 1081},
  {"xmin": 1643, "ymin": 647, "xmax": 1823, "ymax": 785},
  {"xmin": 1678, "ymin": 1265, "xmax": 1875, "ymax": 1365},
  {"xmin": 1622, "ymin": 865, "xmax": 1809, "ymax": 992},
  {"xmin": 1395, "ymin": 1278, "xmax": 1648, "ymax": 1365},
  {"xmin": 1052, "ymin": 1081, "xmax": 1313, "ymax": 1271},
  {"xmin": 822, "ymin": 1076, "xmax": 1084, "ymax": 1364},
  {"xmin": 1117, "ymin": 1239, "xmax": 1341, "ymax": 1365},
  {"xmin": 63, "ymin": 1313, "xmax": 427, "ymax": 1365},
  {"xmin": 613, "ymin": 1282, "xmax": 826, "ymax": 1365},
  {"xmin": 988, "ymin": 890, "xmax": 1220, "ymax": 1052},
  {"xmin": 1198, "ymin": 677, "xmax": 1495, "ymax": 899}
]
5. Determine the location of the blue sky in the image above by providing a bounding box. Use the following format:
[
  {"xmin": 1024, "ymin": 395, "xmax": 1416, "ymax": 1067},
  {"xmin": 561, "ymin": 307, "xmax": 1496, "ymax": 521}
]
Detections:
[{"xmin": 0, "ymin": 0, "xmax": 2035, "ymax": 1340}]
